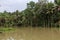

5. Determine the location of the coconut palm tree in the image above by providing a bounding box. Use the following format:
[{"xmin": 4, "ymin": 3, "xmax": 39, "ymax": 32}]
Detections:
[{"xmin": 54, "ymin": 0, "xmax": 60, "ymax": 5}]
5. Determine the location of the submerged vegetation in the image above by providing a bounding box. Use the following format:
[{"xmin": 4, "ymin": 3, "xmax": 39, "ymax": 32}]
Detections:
[{"xmin": 0, "ymin": 0, "xmax": 60, "ymax": 28}]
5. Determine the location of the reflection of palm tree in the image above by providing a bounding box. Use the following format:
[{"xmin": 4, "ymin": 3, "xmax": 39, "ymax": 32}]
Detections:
[
  {"xmin": 10, "ymin": 37, "xmax": 14, "ymax": 40},
  {"xmin": 7, "ymin": 37, "xmax": 14, "ymax": 40}
]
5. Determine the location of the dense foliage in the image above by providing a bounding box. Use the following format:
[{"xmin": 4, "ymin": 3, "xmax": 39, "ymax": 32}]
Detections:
[{"xmin": 0, "ymin": 0, "xmax": 60, "ymax": 28}]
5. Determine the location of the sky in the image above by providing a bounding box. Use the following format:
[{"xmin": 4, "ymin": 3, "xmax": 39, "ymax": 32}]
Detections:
[{"xmin": 0, "ymin": 0, "xmax": 54, "ymax": 12}]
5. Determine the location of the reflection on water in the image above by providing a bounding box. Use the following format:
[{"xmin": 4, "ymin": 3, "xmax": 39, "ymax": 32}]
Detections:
[
  {"xmin": 0, "ymin": 27, "xmax": 60, "ymax": 40},
  {"xmin": 1, "ymin": 37, "xmax": 24, "ymax": 40},
  {"xmin": 0, "ymin": 27, "xmax": 32, "ymax": 40}
]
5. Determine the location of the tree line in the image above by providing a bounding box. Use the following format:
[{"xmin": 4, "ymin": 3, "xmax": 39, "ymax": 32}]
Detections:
[{"xmin": 0, "ymin": 0, "xmax": 60, "ymax": 28}]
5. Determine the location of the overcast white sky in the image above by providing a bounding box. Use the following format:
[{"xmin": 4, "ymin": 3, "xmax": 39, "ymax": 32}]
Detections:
[{"xmin": 0, "ymin": 0, "xmax": 54, "ymax": 12}]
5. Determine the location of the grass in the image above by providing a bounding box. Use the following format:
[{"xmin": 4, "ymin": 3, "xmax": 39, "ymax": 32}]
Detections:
[{"xmin": 0, "ymin": 27, "xmax": 15, "ymax": 32}]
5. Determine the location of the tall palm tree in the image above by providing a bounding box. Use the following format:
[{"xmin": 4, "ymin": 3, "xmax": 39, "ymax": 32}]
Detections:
[{"xmin": 54, "ymin": 0, "xmax": 60, "ymax": 5}]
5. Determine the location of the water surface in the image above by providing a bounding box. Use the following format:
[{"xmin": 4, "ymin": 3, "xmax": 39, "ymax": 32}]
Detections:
[{"xmin": 0, "ymin": 27, "xmax": 60, "ymax": 40}]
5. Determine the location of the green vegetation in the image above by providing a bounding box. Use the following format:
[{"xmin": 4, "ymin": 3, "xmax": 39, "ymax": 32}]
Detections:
[
  {"xmin": 0, "ymin": 0, "xmax": 60, "ymax": 28},
  {"xmin": 54, "ymin": 0, "xmax": 60, "ymax": 5},
  {"xmin": 0, "ymin": 27, "xmax": 15, "ymax": 32}
]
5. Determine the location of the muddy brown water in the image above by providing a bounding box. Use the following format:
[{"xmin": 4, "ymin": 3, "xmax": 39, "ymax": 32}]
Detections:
[{"xmin": 0, "ymin": 27, "xmax": 60, "ymax": 40}]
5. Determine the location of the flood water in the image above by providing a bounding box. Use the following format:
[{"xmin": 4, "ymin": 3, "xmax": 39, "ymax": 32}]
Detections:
[{"xmin": 0, "ymin": 27, "xmax": 60, "ymax": 40}]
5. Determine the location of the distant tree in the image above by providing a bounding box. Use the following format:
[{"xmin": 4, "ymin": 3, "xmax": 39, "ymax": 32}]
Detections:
[{"xmin": 54, "ymin": 0, "xmax": 60, "ymax": 5}]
